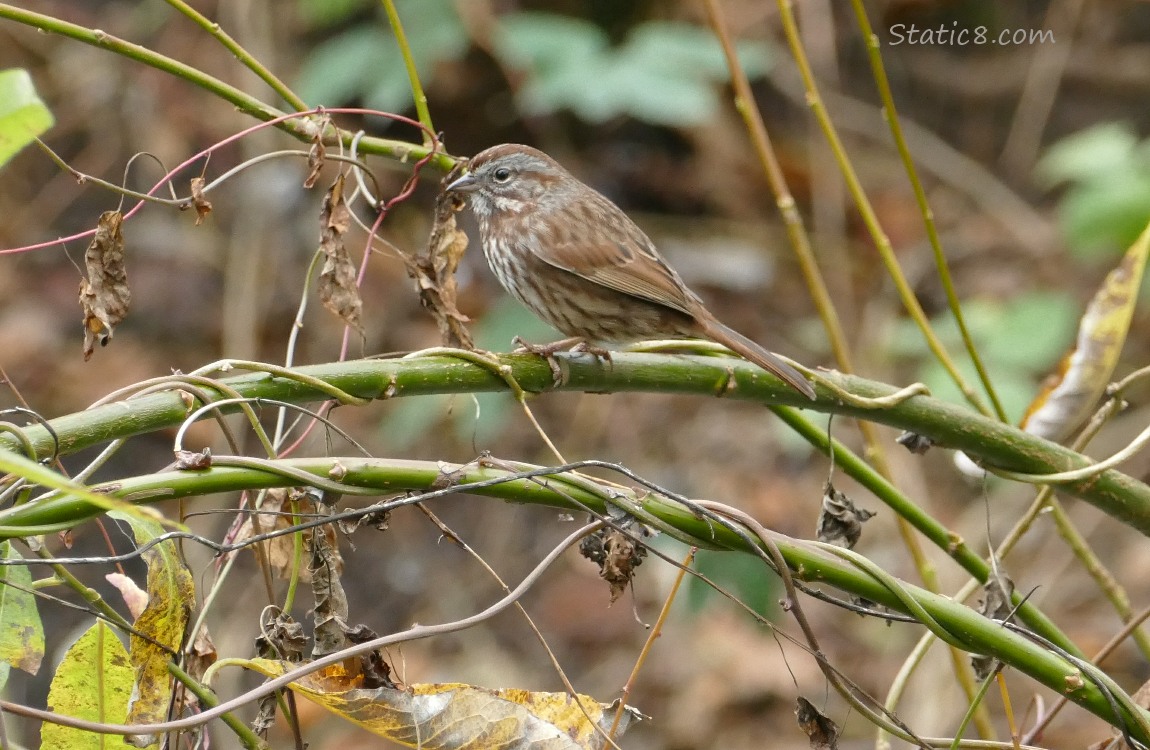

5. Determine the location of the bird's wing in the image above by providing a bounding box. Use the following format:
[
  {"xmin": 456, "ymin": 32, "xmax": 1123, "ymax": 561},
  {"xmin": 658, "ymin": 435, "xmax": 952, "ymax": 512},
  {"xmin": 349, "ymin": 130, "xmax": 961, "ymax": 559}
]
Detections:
[{"xmin": 530, "ymin": 193, "xmax": 699, "ymax": 317}]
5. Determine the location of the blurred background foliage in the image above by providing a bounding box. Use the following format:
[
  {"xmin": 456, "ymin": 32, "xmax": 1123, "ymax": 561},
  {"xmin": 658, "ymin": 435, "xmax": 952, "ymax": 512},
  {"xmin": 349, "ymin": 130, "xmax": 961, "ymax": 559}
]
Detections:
[{"xmin": 5, "ymin": 0, "xmax": 1150, "ymax": 747}]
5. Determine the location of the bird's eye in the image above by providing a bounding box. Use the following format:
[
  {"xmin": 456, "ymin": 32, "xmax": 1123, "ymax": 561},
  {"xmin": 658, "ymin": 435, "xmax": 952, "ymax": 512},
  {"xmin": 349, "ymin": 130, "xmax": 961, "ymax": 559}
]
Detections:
[{"xmin": 492, "ymin": 167, "xmax": 512, "ymax": 183}]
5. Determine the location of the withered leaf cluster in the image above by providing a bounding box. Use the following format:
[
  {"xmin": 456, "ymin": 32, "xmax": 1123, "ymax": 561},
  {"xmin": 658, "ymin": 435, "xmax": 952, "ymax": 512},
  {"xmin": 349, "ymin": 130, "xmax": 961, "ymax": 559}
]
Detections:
[
  {"xmin": 400, "ymin": 165, "xmax": 474, "ymax": 348},
  {"xmin": 816, "ymin": 483, "xmax": 875, "ymax": 550},
  {"xmin": 580, "ymin": 526, "xmax": 647, "ymax": 603},
  {"xmin": 317, "ymin": 173, "xmax": 365, "ymax": 338},
  {"xmin": 78, "ymin": 210, "xmax": 130, "ymax": 361}
]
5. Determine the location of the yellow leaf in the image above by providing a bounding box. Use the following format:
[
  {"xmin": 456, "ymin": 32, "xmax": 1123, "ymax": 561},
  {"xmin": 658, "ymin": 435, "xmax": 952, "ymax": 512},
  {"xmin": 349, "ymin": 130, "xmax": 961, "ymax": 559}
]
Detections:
[
  {"xmin": 41, "ymin": 621, "xmax": 133, "ymax": 750},
  {"xmin": 247, "ymin": 659, "xmax": 642, "ymax": 749},
  {"xmin": 1020, "ymin": 220, "xmax": 1150, "ymax": 441},
  {"xmin": 108, "ymin": 511, "xmax": 195, "ymax": 746},
  {"xmin": 0, "ymin": 540, "xmax": 44, "ymax": 679}
]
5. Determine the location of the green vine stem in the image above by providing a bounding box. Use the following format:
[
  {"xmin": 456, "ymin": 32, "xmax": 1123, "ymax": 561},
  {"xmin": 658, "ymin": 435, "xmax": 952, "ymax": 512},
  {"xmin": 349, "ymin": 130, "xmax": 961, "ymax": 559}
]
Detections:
[
  {"xmin": 3, "ymin": 455, "xmax": 1146, "ymax": 736},
  {"xmin": 701, "ymin": 0, "xmax": 983, "ymax": 710},
  {"xmin": 846, "ymin": 0, "xmax": 1007, "ymax": 421},
  {"xmin": 1, "ymin": 354, "xmax": 1148, "ymax": 532},
  {"xmin": 381, "ymin": 0, "xmax": 435, "ymax": 141},
  {"xmin": 772, "ymin": 0, "xmax": 991, "ymax": 417},
  {"xmin": 161, "ymin": 0, "xmax": 308, "ymax": 112},
  {"xmin": 770, "ymin": 405, "xmax": 1078, "ymax": 657},
  {"xmin": 167, "ymin": 663, "xmax": 263, "ymax": 750},
  {"xmin": 0, "ymin": 5, "xmax": 454, "ymax": 171}
]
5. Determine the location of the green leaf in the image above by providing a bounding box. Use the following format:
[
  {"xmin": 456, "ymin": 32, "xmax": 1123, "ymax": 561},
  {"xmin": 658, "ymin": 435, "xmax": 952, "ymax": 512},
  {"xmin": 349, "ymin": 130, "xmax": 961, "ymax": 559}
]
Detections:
[
  {"xmin": 621, "ymin": 22, "xmax": 769, "ymax": 81},
  {"xmin": 0, "ymin": 541, "xmax": 43, "ymax": 680},
  {"xmin": 981, "ymin": 291, "xmax": 1079, "ymax": 370},
  {"xmin": 1036, "ymin": 122, "xmax": 1141, "ymax": 187},
  {"xmin": 493, "ymin": 13, "xmax": 608, "ymax": 74},
  {"xmin": 495, "ymin": 15, "xmax": 770, "ymax": 126},
  {"xmin": 296, "ymin": 0, "xmax": 372, "ymax": 28},
  {"xmin": 108, "ymin": 511, "xmax": 195, "ymax": 733},
  {"xmin": 612, "ymin": 66, "xmax": 719, "ymax": 127},
  {"xmin": 885, "ymin": 291, "xmax": 1078, "ymax": 422},
  {"xmin": 296, "ymin": 27, "xmax": 393, "ymax": 107},
  {"xmin": 1037, "ymin": 122, "xmax": 1150, "ymax": 258},
  {"xmin": 918, "ymin": 359, "xmax": 1037, "ymax": 423},
  {"xmin": 0, "ymin": 69, "xmax": 54, "ymax": 170},
  {"xmin": 295, "ymin": 0, "xmax": 467, "ymax": 112},
  {"xmin": 41, "ymin": 621, "xmax": 133, "ymax": 750},
  {"xmin": 1059, "ymin": 172, "xmax": 1150, "ymax": 258},
  {"xmin": 687, "ymin": 549, "xmax": 780, "ymax": 618}
]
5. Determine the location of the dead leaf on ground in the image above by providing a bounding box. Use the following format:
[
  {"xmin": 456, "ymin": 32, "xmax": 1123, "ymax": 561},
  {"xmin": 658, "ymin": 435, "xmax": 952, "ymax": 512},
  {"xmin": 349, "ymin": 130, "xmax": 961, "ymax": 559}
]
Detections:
[
  {"xmin": 78, "ymin": 210, "xmax": 130, "ymax": 360},
  {"xmin": 248, "ymin": 659, "xmax": 643, "ymax": 749},
  {"xmin": 318, "ymin": 173, "xmax": 364, "ymax": 338}
]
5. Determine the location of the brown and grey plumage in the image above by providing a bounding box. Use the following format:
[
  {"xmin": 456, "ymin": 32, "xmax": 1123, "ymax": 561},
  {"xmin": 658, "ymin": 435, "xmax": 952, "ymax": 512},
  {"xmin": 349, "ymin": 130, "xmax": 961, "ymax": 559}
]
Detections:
[{"xmin": 448, "ymin": 144, "xmax": 816, "ymax": 400}]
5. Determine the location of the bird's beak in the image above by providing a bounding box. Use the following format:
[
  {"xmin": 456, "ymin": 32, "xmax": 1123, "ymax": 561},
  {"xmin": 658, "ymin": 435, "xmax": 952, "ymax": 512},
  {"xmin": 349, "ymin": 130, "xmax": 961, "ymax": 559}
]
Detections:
[{"xmin": 445, "ymin": 171, "xmax": 479, "ymax": 193}]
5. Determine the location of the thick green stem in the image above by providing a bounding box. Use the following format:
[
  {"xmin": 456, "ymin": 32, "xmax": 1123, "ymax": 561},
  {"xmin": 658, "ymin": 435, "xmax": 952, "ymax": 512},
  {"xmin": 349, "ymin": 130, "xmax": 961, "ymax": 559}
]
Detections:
[
  {"xmin": 0, "ymin": 354, "xmax": 1146, "ymax": 533},
  {"xmin": 2, "ymin": 456, "xmax": 1144, "ymax": 737}
]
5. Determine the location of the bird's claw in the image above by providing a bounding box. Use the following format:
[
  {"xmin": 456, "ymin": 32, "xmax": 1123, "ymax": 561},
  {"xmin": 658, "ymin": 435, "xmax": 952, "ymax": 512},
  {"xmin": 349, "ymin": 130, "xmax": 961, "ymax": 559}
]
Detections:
[{"xmin": 512, "ymin": 336, "xmax": 612, "ymax": 386}]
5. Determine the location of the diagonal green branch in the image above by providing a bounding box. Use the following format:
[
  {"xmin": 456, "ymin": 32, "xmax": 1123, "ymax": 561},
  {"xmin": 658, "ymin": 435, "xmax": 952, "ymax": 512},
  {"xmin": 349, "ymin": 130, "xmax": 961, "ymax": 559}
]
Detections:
[
  {"xmin": 1, "ymin": 456, "xmax": 1144, "ymax": 737},
  {"xmin": 0, "ymin": 4, "xmax": 454, "ymax": 170}
]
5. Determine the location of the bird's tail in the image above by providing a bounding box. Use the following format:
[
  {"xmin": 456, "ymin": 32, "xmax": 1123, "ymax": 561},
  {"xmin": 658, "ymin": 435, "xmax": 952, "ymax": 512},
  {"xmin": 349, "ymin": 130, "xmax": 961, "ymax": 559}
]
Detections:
[{"xmin": 700, "ymin": 319, "xmax": 816, "ymax": 400}]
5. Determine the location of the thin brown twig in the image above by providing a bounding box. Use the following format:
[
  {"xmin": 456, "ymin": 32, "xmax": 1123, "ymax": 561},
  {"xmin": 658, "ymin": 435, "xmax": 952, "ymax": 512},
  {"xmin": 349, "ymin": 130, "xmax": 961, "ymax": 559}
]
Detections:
[{"xmin": 607, "ymin": 547, "xmax": 696, "ymax": 743}]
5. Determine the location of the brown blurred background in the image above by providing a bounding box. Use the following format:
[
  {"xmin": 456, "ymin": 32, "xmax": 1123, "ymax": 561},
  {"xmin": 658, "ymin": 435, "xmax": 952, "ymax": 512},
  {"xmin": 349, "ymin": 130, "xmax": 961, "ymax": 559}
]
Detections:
[{"xmin": 5, "ymin": 0, "xmax": 1150, "ymax": 747}]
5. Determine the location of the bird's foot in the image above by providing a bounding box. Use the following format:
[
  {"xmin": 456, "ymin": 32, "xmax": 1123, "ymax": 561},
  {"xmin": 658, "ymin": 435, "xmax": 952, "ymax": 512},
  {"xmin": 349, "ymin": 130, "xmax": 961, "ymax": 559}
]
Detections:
[{"xmin": 512, "ymin": 336, "xmax": 611, "ymax": 386}]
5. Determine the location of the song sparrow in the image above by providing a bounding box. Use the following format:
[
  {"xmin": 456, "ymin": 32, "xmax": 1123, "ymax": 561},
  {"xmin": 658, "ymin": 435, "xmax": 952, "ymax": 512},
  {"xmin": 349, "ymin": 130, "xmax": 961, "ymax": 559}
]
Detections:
[{"xmin": 446, "ymin": 144, "xmax": 815, "ymax": 400}]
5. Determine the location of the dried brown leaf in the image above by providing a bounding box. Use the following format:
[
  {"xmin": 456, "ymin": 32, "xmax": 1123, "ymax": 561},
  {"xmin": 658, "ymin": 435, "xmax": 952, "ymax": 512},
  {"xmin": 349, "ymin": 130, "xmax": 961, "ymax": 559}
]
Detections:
[
  {"xmin": 580, "ymin": 526, "xmax": 647, "ymax": 603},
  {"xmin": 174, "ymin": 448, "xmax": 212, "ymax": 470},
  {"xmin": 972, "ymin": 559, "xmax": 1015, "ymax": 679},
  {"xmin": 399, "ymin": 165, "xmax": 474, "ymax": 348},
  {"xmin": 233, "ymin": 488, "xmax": 337, "ymax": 584},
  {"xmin": 256, "ymin": 610, "xmax": 307, "ymax": 662},
  {"xmin": 185, "ymin": 625, "xmax": 217, "ymax": 681},
  {"xmin": 795, "ymin": 697, "xmax": 839, "ymax": 749},
  {"xmin": 318, "ymin": 173, "xmax": 364, "ymax": 337},
  {"xmin": 304, "ymin": 135, "xmax": 326, "ymax": 189},
  {"xmin": 78, "ymin": 210, "xmax": 130, "ymax": 360},
  {"xmin": 189, "ymin": 177, "xmax": 212, "ymax": 225},
  {"xmin": 816, "ymin": 483, "xmax": 875, "ymax": 549},
  {"xmin": 248, "ymin": 660, "xmax": 644, "ymax": 749},
  {"xmin": 310, "ymin": 496, "xmax": 349, "ymax": 658}
]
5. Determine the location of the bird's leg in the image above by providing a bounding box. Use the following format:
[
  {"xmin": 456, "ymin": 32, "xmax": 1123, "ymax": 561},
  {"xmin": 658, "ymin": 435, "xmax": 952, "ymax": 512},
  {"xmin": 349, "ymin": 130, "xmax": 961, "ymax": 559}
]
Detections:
[{"xmin": 512, "ymin": 336, "xmax": 612, "ymax": 386}]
